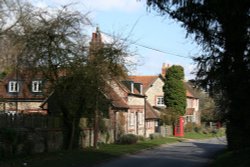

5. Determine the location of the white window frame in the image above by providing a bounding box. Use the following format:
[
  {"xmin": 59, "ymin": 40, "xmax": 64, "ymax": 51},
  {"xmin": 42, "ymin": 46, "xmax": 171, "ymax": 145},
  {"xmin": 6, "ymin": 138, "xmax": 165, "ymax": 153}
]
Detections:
[
  {"xmin": 8, "ymin": 81, "xmax": 19, "ymax": 93},
  {"xmin": 32, "ymin": 81, "xmax": 42, "ymax": 92},
  {"xmin": 138, "ymin": 112, "xmax": 143, "ymax": 125},
  {"xmin": 156, "ymin": 96, "xmax": 164, "ymax": 106},
  {"xmin": 129, "ymin": 112, "xmax": 134, "ymax": 126}
]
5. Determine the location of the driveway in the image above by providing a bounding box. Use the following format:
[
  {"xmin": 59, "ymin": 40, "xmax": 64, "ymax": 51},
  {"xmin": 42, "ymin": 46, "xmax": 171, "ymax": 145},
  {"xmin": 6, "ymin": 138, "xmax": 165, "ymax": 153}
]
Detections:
[{"xmin": 95, "ymin": 137, "xmax": 226, "ymax": 167}]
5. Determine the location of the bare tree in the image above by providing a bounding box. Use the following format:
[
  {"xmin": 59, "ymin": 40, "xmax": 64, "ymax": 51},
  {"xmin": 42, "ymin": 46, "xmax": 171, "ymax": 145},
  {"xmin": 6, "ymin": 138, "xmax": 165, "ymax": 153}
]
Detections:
[{"xmin": 0, "ymin": 2, "xmax": 133, "ymax": 150}]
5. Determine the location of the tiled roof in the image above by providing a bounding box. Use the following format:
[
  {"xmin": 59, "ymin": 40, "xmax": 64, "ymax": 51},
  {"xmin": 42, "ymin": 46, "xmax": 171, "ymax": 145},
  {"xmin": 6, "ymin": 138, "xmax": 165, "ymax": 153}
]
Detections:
[
  {"xmin": 185, "ymin": 108, "xmax": 195, "ymax": 115},
  {"xmin": 184, "ymin": 82, "xmax": 198, "ymax": 98},
  {"xmin": 129, "ymin": 76, "xmax": 198, "ymax": 99},
  {"xmin": 145, "ymin": 101, "xmax": 159, "ymax": 119},
  {"xmin": 186, "ymin": 90, "xmax": 194, "ymax": 98},
  {"xmin": 128, "ymin": 76, "xmax": 159, "ymax": 92},
  {"xmin": 0, "ymin": 71, "xmax": 46, "ymax": 100},
  {"xmin": 106, "ymin": 87, "xmax": 129, "ymax": 109}
]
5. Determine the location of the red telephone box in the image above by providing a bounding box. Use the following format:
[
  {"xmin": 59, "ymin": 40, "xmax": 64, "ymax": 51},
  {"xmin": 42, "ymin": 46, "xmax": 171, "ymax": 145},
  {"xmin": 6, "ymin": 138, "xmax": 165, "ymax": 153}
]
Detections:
[{"xmin": 174, "ymin": 116, "xmax": 184, "ymax": 137}]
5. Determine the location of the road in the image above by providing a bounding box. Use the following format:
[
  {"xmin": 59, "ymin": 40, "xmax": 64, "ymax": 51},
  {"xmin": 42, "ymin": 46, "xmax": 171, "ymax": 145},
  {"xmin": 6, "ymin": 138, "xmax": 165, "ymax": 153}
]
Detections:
[{"xmin": 95, "ymin": 137, "xmax": 226, "ymax": 167}]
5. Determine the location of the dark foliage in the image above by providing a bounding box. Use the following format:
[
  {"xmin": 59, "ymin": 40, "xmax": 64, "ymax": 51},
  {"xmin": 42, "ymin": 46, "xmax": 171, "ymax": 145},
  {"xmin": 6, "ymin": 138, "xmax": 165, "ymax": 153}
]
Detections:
[
  {"xmin": 163, "ymin": 65, "xmax": 186, "ymax": 116},
  {"xmin": 146, "ymin": 0, "xmax": 250, "ymax": 151},
  {"xmin": 118, "ymin": 134, "xmax": 138, "ymax": 145}
]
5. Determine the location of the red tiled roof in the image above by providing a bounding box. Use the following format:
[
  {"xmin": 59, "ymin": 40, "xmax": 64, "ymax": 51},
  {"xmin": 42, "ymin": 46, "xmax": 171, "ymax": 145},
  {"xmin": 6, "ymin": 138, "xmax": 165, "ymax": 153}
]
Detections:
[
  {"xmin": 185, "ymin": 108, "xmax": 195, "ymax": 115},
  {"xmin": 184, "ymin": 82, "xmax": 198, "ymax": 98},
  {"xmin": 128, "ymin": 76, "xmax": 159, "ymax": 92},
  {"xmin": 145, "ymin": 101, "xmax": 159, "ymax": 119},
  {"xmin": 107, "ymin": 88, "xmax": 129, "ymax": 109},
  {"xmin": 186, "ymin": 90, "xmax": 194, "ymax": 98},
  {"xmin": 0, "ymin": 70, "xmax": 46, "ymax": 100},
  {"xmin": 103, "ymin": 81, "xmax": 129, "ymax": 109}
]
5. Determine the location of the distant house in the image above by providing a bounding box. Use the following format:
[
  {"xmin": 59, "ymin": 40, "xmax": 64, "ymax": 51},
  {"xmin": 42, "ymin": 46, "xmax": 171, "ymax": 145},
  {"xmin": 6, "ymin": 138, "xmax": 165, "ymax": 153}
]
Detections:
[
  {"xmin": 106, "ymin": 80, "xmax": 146, "ymax": 140},
  {"xmin": 184, "ymin": 83, "xmax": 200, "ymax": 125},
  {"xmin": 40, "ymin": 28, "xmax": 147, "ymax": 142},
  {"xmin": 89, "ymin": 28, "xmax": 146, "ymax": 139},
  {"xmin": 129, "ymin": 63, "xmax": 200, "ymax": 128},
  {"xmin": 0, "ymin": 70, "xmax": 47, "ymax": 114},
  {"xmin": 128, "ymin": 75, "xmax": 161, "ymax": 137}
]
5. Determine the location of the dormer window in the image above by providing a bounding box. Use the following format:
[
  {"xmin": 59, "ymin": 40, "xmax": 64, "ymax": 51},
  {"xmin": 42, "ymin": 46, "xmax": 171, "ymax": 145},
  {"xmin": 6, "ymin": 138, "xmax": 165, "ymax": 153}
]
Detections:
[
  {"xmin": 32, "ymin": 81, "xmax": 42, "ymax": 92},
  {"xmin": 8, "ymin": 81, "xmax": 19, "ymax": 93}
]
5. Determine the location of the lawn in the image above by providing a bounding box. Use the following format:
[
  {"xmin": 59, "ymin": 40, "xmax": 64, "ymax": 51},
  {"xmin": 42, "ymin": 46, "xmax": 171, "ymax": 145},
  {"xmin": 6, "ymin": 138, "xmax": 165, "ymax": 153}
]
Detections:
[
  {"xmin": 0, "ymin": 137, "xmax": 181, "ymax": 167},
  {"xmin": 184, "ymin": 132, "xmax": 215, "ymax": 139},
  {"xmin": 183, "ymin": 128, "xmax": 226, "ymax": 139}
]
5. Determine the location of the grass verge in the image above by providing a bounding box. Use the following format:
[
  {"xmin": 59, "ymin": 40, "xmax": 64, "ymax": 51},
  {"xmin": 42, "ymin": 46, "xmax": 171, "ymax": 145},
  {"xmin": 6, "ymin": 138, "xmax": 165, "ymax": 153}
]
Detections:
[
  {"xmin": 183, "ymin": 128, "xmax": 226, "ymax": 139},
  {"xmin": 184, "ymin": 132, "xmax": 215, "ymax": 139},
  {"xmin": 0, "ymin": 137, "xmax": 181, "ymax": 167}
]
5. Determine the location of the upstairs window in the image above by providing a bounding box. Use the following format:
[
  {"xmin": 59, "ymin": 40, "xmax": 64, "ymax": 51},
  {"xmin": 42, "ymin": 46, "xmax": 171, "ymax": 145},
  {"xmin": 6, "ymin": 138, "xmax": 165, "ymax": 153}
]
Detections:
[
  {"xmin": 32, "ymin": 81, "xmax": 42, "ymax": 92},
  {"xmin": 8, "ymin": 81, "xmax": 19, "ymax": 93},
  {"xmin": 156, "ymin": 96, "xmax": 164, "ymax": 106}
]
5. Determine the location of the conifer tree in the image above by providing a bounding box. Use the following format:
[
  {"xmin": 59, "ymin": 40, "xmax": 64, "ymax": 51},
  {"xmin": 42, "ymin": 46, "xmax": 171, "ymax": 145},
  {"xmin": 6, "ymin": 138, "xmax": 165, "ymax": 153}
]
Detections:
[
  {"xmin": 163, "ymin": 65, "xmax": 186, "ymax": 118},
  {"xmin": 145, "ymin": 0, "xmax": 250, "ymax": 151}
]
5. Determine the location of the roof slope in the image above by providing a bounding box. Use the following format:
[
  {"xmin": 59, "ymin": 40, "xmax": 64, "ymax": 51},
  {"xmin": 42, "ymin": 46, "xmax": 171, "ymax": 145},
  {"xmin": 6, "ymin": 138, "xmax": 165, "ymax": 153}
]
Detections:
[
  {"xmin": 128, "ymin": 76, "xmax": 159, "ymax": 92},
  {"xmin": 0, "ymin": 70, "xmax": 45, "ymax": 100},
  {"xmin": 145, "ymin": 101, "xmax": 159, "ymax": 119},
  {"xmin": 184, "ymin": 82, "xmax": 198, "ymax": 98},
  {"xmin": 105, "ymin": 86, "xmax": 129, "ymax": 109}
]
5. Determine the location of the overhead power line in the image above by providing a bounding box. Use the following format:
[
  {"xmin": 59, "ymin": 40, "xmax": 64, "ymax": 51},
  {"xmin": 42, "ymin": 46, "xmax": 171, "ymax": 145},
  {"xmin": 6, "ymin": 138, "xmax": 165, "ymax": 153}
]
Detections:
[
  {"xmin": 132, "ymin": 43, "xmax": 192, "ymax": 59},
  {"xmin": 99, "ymin": 30, "xmax": 193, "ymax": 60}
]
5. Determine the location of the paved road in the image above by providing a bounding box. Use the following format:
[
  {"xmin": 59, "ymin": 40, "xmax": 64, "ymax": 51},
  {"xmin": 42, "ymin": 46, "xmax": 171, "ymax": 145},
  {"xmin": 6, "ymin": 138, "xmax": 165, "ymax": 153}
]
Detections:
[{"xmin": 95, "ymin": 137, "xmax": 226, "ymax": 167}]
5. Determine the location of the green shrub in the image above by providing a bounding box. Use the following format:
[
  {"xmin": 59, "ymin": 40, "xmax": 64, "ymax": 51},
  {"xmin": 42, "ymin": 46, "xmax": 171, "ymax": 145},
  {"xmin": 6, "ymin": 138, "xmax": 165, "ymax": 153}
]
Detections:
[
  {"xmin": 184, "ymin": 122, "xmax": 194, "ymax": 132},
  {"xmin": 217, "ymin": 128, "xmax": 226, "ymax": 136},
  {"xmin": 118, "ymin": 134, "xmax": 138, "ymax": 144},
  {"xmin": 194, "ymin": 125, "xmax": 202, "ymax": 133},
  {"xmin": 185, "ymin": 123, "xmax": 202, "ymax": 133},
  {"xmin": 202, "ymin": 128, "xmax": 209, "ymax": 134},
  {"xmin": 138, "ymin": 135, "xmax": 145, "ymax": 141},
  {"xmin": 149, "ymin": 133, "xmax": 162, "ymax": 140}
]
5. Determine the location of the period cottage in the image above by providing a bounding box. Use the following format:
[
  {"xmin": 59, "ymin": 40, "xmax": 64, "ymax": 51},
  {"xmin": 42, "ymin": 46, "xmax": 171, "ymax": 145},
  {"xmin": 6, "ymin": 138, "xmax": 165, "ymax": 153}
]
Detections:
[
  {"xmin": 107, "ymin": 80, "xmax": 146, "ymax": 140},
  {"xmin": 129, "ymin": 63, "xmax": 201, "ymax": 129},
  {"xmin": 128, "ymin": 75, "xmax": 161, "ymax": 137},
  {"xmin": 0, "ymin": 70, "xmax": 47, "ymax": 114},
  {"xmin": 184, "ymin": 83, "xmax": 200, "ymax": 125}
]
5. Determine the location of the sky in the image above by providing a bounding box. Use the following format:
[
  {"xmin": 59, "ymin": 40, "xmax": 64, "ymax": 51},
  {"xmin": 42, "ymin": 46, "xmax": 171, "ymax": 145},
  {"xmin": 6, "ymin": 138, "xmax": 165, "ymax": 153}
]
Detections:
[{"xmin": 29, "ymin": 0, "xmax": 202, "ymax": 80}]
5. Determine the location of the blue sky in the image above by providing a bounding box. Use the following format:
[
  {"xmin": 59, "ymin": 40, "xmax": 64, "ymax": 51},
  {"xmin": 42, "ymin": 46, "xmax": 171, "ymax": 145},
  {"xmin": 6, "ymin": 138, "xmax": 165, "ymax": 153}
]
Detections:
[{"xmin": 29, "ymin": 0, "xmax": 202, "ymax": 80}]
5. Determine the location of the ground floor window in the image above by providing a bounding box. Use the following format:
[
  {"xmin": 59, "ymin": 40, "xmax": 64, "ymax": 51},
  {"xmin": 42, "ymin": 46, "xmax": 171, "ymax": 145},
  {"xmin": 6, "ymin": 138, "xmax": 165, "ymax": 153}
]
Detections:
[
  {"xmin": 129, "ymin": 112, "xmax": 135, "ymax": 126},
  {"xmin": 185, "ymin": 115, "xmax": 194, "ymax": 123}
]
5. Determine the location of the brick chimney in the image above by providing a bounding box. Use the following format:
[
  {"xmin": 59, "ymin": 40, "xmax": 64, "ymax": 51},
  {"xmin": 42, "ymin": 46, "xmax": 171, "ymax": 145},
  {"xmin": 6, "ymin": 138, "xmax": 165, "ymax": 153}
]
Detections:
[
  {"xmin": 90, "ymin": 27, "xmax": 102, "ymax": 48},
  {"xmin": 89, "ymin": 27, "xmax": 103, "ymax": 61},
  {"xmin": 161, "ymin": 63, "xmax": 170, "ymax": 77}
]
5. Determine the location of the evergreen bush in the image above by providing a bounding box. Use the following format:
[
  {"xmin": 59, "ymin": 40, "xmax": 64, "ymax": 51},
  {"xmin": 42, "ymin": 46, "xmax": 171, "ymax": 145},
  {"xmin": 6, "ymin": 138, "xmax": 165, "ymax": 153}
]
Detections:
[
  {"xmin": 118, "ymin": 134, "xmax": 138, "ymax": 144},
  {"xmin": 149, "ymin": 133, "xmax": 162, "ymax": 140}
]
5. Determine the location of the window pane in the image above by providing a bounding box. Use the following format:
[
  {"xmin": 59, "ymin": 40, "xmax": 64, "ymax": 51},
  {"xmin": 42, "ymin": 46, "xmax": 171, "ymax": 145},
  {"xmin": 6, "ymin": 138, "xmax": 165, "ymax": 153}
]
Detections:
[
  {"xmin": 32, "ymin": 81, "xmax": 42, "ymax": 92},
  {"xmin": 8, "ymin": 81, "xmax": 19, "ymax": 92},
  {"xmin": 156, "ymin": 96, "xmax": 164, "ymax": 106}
]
